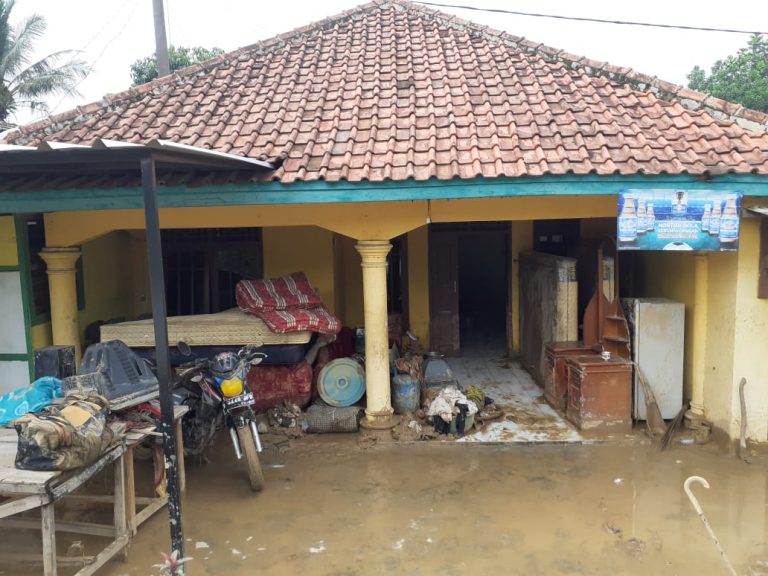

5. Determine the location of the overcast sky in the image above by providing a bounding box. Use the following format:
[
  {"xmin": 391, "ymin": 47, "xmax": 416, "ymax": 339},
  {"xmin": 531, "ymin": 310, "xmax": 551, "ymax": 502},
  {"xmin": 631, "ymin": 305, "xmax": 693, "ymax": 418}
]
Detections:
[{"xmin": 10, "ymin": 0, "xmax": 768, "ymax": 125}]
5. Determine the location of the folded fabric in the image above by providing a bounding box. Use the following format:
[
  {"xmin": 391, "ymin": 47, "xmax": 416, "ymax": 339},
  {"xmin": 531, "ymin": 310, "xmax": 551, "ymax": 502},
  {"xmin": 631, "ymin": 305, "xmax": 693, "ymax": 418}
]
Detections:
[
  {"xmin": 236, "ymin": 272, "xmax": 321, "ymax": 313},
  {"xmin": 0, "ymin": 377, "xmax": 62, "ymax": 427},
  {"xmin": 257, "ymin": 305, "xmax": 341, "ymax": 335}
]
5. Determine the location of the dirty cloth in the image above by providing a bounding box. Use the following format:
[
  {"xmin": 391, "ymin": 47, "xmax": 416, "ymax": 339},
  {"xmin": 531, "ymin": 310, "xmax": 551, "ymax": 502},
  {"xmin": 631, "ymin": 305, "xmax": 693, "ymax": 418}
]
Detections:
[
  {"xmin": 0, "ymin": 377, "xmax": 62, "ymax": 426},
  {"xmin": 14, "ymin": 393, "xmax": 114, "ymax": 471},
  {"xmin": 426, "ymin": 386, "xmax": 478, "ymax": 423},
  {"xmin": 236, "ymin": 273, "xmax": 341, "ymax": 335}
]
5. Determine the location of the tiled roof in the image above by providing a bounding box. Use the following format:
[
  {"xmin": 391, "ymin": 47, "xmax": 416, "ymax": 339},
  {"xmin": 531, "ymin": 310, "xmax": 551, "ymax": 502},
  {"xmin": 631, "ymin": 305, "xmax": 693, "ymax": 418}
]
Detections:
[{"xmin": 4, "ymin": 0, "xmax": 768, "ymax": 182}]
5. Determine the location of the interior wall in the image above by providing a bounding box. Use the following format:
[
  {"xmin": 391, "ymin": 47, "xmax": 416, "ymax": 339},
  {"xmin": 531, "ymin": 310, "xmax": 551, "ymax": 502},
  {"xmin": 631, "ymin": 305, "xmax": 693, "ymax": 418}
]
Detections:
[
  {"xmin": 262, "ymin": 226, "xmax": 336, "ymax": 314},
  {"xmin": 638, "ymin": 252, "xmax": 696, "ymax": 401},
  {"xmin": 407, "ymin": 226, "xmax": 429, "ymax": 346},
  {"xmin": 702, "ymin": 251, "xmax": 738, "ymax": 437},
  {"xmin": 336, "ymin": 234, "xmax": 364, "ymax": 327},
  {"xmin": 77, "ymin": 231, "xmax": 136, "ymax": 345},
  {"xmin": 731, "ymin": 218, "xmax": 768, "ymax": 441},
  {"xmin": 0, "ymin": 216, "xmax": 18, "ymax": 266},
  {"xmin": 511, "ymin": 221, "xmax": 533, "ymax": 353}
]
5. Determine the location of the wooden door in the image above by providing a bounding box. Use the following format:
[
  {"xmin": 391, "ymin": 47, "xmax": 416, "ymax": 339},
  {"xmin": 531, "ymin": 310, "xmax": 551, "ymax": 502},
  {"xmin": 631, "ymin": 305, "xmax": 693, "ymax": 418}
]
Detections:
[{"xmin": 429, "ymin": 227, "xmax": 460, "ymax": 355}]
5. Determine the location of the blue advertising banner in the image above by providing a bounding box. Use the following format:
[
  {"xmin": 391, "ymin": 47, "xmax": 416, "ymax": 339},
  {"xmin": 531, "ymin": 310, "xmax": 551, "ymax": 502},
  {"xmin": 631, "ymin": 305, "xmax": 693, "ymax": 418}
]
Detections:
[{"xmin": 617, "ymin": 189, "xmax": 742, "ymax": 251}]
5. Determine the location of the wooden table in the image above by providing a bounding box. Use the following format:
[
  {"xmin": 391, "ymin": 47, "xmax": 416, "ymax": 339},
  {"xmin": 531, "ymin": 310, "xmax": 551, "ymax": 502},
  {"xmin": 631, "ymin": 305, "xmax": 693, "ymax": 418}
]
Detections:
[{"xmin": 0, "ymin": 430, "xmax": 129, "ymax": 576}]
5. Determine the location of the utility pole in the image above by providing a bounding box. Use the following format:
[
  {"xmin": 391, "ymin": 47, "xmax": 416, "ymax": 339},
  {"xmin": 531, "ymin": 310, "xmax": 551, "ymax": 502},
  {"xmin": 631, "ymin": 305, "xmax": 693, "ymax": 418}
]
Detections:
[{"xmin": 152, "ymin": 0, "xmax": 171, "ymax": 78}]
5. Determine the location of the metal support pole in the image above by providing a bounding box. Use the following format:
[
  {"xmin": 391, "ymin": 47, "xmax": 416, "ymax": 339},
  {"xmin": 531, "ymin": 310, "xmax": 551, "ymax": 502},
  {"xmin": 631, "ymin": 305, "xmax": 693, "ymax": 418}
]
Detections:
[
  {"xmin": 141, "ymin": 157, "xmax": 185, "ymax": 565},
  {"xmin": 152, "ymin": 0, "xmax": 171, "ymax": 78}
]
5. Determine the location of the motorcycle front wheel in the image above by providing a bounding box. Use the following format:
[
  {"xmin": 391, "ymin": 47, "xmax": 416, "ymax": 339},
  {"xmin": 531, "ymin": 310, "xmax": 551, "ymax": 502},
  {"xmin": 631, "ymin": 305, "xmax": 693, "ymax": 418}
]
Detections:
[{"xmin": 236, "ymin": 425, "xmax": 264, "ymax": 491}]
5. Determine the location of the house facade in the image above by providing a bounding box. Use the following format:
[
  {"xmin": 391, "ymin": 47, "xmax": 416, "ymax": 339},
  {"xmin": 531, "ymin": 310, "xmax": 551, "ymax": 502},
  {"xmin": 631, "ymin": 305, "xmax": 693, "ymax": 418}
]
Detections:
[{"xmin": 1, "ymin": 0, "xmax": 767, "ymax": 443}]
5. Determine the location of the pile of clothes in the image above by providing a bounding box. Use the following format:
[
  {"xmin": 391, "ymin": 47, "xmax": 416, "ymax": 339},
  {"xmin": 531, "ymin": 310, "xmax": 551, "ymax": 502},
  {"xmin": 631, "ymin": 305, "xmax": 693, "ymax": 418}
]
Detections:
[{"xmin": 426, "ymin": 385, "xmax": 478, "ymax": 435}]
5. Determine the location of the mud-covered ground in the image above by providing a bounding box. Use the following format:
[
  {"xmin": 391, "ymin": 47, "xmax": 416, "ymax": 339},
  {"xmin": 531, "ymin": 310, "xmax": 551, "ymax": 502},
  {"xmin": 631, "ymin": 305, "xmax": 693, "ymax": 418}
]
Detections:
[{"xmin": 41, "ymin": 431, "xmax": 761, "ymax": 576}]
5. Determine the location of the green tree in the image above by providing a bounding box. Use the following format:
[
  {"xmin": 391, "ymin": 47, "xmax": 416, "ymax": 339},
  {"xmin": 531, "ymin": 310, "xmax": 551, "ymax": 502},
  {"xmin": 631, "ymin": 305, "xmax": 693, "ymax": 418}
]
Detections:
[
  {"xmin": 687, "ymin": 34, "xmax": 768, "ymax": 113},
  {"xmin": 0, "ymin": 0, "xmax": 87, "ymax": 122},
  {"xmin": 130, "ymin": 45, "xmax": 224, "ymax": 86}
]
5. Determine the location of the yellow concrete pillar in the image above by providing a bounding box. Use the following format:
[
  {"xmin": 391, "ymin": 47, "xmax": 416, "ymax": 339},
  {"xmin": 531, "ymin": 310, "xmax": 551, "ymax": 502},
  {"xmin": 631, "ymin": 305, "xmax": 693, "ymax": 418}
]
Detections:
[
  {"xmin": 355, "ymin": 240, "xmax": 394, "ymax": 426},
  {"xmin": 39, "ymin": 247, "xmax": 82, "ymax": 363},
  {"xmin": 689, "ymin": 253, "xmax": 708, "ymax": 418}
]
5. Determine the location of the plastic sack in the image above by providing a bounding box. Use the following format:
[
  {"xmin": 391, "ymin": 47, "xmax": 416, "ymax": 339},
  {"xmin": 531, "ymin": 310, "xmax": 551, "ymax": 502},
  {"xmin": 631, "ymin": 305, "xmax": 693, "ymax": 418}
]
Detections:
[
  {"xmin": 0, "ymin": 377, "xmax": 62, "ymax": 427},
  {"xmin": 14, "ymin": 394, "xmax": 114, "ymax": 471}
]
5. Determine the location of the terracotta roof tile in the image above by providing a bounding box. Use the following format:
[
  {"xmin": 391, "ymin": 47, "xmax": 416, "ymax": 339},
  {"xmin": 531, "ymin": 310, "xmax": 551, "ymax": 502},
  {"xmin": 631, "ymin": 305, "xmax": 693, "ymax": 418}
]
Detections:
[{"xmin": 5, "ymin": 0, "xmax": 768, "ymax": 181}]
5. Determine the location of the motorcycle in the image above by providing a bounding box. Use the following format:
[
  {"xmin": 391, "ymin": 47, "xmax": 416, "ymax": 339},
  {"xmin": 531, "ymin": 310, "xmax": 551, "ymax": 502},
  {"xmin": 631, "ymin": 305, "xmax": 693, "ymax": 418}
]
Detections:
[{"xmin": 174, "ymin": 343, "xmax": 266, "ymax": 491}]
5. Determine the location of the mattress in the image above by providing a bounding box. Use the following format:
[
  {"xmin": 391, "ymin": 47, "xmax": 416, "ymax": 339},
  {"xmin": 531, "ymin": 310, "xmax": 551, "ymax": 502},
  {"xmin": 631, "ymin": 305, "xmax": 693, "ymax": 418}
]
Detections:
[{"xmin": 100, "ymin": 308, "xmax": 312, "ymax": 347}]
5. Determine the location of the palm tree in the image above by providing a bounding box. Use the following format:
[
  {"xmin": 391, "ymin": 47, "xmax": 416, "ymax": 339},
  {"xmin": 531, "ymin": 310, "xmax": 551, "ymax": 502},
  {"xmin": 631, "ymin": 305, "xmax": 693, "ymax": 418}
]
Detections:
[{"xmin": 0, "ymin": 0, "xmax": 87, "ymax": 122}]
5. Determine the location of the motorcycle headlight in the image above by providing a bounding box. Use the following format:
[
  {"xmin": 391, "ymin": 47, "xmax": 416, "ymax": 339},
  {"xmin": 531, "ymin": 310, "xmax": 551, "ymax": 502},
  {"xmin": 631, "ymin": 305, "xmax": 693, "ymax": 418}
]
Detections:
[{"xmin": 220, "ymin": 377, "xmax": 244, "ymax": 398}]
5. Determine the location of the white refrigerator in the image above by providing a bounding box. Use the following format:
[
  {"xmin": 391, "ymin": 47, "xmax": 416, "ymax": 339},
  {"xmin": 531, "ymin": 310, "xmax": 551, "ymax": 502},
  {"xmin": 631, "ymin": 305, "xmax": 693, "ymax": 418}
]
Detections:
[{"xmin": 622, "ymin": 298, "xmax": 685, "ymax": 420}]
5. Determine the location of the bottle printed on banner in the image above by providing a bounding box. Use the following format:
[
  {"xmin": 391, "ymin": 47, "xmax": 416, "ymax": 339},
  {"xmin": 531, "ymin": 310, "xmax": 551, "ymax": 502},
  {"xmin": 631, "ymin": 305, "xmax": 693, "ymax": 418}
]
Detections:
[
  {"xmin": 646, "ymin": 203, "xmax": 655, "ymax": 232},
  {"xmin": 709, "ymin": 201, "xmax": 722, "ymax": 236},
  {"xmin": 719, "ymin": 196, "xmax": 739, "ymax": 244},
  {"xmin": 618, "ymin": 196, "xmax": 637, "ymax": 243},
  {"xmin": 636, "ymin": 198, "xmax": 647, "ymax": 234},
  {"xmin": 701, "ymin": 204, "xmax": 711, "ymax": 232}
]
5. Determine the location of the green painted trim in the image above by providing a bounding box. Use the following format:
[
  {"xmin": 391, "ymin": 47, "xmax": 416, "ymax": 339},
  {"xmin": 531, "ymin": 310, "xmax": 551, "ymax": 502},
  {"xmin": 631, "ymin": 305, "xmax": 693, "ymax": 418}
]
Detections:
[
  {"xmin": 14, "ymin": 216, "xmax": 36, "ymax": 380},
  {"xmin": 0, "ymin": 265, "xmax": 20, "ymax": 272},
  {"xmin": 0, "ymin": 173, "xmax": 767, "ymax": 213},
  {"xmin": 0, "ymin": 353, "xmax": 29, "ymax": 362}
]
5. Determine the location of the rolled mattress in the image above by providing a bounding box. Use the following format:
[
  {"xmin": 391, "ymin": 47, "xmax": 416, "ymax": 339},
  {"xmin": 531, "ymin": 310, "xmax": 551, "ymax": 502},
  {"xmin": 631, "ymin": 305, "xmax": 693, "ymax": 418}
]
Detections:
[{"xmin": 100, "ymin": 308, "xmax": 312, "ymax": 347}]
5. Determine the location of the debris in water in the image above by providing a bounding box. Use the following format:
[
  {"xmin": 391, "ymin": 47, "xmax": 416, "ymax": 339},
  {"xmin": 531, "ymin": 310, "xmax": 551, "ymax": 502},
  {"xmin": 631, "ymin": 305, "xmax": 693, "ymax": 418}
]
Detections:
[
  {"xmin": 257, "ymin": 547, "xmax": 266, "ymax": 551},
  {"xmin": 603, "ymin": 522, "xmax": 623, "ymax": 537},
  {"xmin": 392, "ymin": 539, "xmax": 405, "ymax": 550},
  {"xmin": 232, "ymin": 548, "xmax": 242, "ymax": 555},
  {"xmin": 246, "ymin": 536, "xmax": 254, "ymax": 542},
  {"xmin": 426, "ymin": 537, "xmax": 433, "ymax": 544},
  {"xmin": 270, "ymin": 464, "xmax": 286, "ymax": 468},
  {"xmin": 309, "ymin": 541, "xmax": 326, "ymax": 554},
  {"xmin": 195, "ymin": 542, "xmax": 210, "ymax": 550},
  {"xmin": 613, "ymin": 478, "xmax": 624, "ymax": 485},
  {"xmin": 65, "ymin": 540, "xmax": 84, "ymax": 557}
]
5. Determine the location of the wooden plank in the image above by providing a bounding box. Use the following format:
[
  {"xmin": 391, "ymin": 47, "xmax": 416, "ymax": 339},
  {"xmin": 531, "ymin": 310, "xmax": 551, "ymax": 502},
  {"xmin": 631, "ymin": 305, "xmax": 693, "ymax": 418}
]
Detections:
[
  {"xmin": 125, "ymin": 445, "xmax": 137, "ymax": 534},
  {"xmin": 113, "ymin": 454, "xmax": 127, "ymax": 538},
  {"xmin": 0, "ymin": 552, "xmax": 95, "ymax": 568},
  {"xmin": 175, "ymin": 417, "xmax": 186, "ymax": 494},
  {"xmin": 50, "ymin": 444, "xmax": 125, "ymax": 501},
  {"xmin": 0, "ymin": 517, "xmax": 117, "ymax": 537},
  {"xmin": 133, "ymin": 495, "xmax": 167, "ymax": 527},
  {"xmin": 41, "ymin": 503, "xmax": 57, "ymax": 576},
  {"xmin": 73, "ymin": 533, "xmax": 131, "ymax": 576},
  {"xmin": 0, "ymin": 494, "xmax": 46, "ymax": 518}
]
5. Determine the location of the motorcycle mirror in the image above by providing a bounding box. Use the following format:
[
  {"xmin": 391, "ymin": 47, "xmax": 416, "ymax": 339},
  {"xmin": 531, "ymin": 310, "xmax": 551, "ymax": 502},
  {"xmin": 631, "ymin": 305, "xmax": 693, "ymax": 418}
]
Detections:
[
  {"xmin": 191, "ymin": 374, "xmax": 203, "ymax": 382},
  {"xmin": 249, "ymin": 357, "xmax": 263, "ymax": 366},
  {"xmin": 177, "ymin": 341, "xmax": 192, "ymax": 357}
]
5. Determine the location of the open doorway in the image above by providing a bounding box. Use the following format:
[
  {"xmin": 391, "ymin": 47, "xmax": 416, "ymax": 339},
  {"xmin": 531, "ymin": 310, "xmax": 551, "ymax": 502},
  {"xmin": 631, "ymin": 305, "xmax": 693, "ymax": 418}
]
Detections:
[{"xmin": 429, "ymin": 223, "xmax": 509, "ymax": 357}]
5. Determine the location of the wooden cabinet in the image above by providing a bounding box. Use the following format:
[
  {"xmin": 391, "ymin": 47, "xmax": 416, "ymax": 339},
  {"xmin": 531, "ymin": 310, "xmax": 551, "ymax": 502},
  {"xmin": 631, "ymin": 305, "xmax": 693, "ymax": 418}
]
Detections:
[
  {"xmin": 543, "ymin": 341, "xmax": 594, "ymax": 410},
  {"xmin": 565, "ymin": 355, "xmax": 632, "ymax": 431}
]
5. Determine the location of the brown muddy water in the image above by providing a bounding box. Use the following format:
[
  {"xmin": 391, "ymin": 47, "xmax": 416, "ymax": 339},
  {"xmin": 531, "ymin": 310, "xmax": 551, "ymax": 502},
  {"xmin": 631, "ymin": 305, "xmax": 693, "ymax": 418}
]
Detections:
[{"xmin": 5, "ymin": 434, "xmax": 768, "ymax": 576}]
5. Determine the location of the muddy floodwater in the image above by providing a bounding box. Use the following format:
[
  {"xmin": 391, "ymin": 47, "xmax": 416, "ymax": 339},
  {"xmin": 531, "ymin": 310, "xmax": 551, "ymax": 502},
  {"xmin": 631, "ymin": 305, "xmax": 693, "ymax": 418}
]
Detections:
[{"xmin": 7, "ymin": 434, "xmax": 768, "ymax": 576}]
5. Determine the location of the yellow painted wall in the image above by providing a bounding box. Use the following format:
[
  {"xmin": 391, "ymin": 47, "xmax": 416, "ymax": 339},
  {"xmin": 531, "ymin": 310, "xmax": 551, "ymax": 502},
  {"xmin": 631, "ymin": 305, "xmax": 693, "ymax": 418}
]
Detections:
[
  {"xmin": 77, "ymin": 231, "xmax": 136, "ymax": 344},
  {"xmin": 335, "ymin": 235, "xmax": 364, "ymax": 327},
  {"xmin": 0, "ymin": 216, "xmax": 18, "ymax": 266},
  {"xmin": 638, "ymin": 252, "xmax": 696, "ymax": 400},
  {"xmin": 31, "ymin": 322, "xmax": 53, "ymax": 349},
  {"xmin": 262, "ymin": 227, "xmax": 336, "ymax": 313},
  {"xmin": 45, "ymin": 196, "xmax": 618, "ymax": 247},
  {"xmin": 702, "ymin": 252, "xmax": 739, "ymax": 437},
  {"xmin": 511, "ymin": 221, "xmax": 533, "ymax": 353},
  {"xmin": 407, "ymin": 226, "xmax": 429, "ymax": 346},
  {"xmin": 731, "ymin": 219, "xmax": 768, "ymax": 441}
]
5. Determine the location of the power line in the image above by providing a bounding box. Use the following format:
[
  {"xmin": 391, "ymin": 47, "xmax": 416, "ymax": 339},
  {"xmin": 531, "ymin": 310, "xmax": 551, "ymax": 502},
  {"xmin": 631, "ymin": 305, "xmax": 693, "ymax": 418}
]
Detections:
[
  {"xmin": 50, "ymin": 1, "xmax": 140, "ymax": 114},
  {"xmin": 414, "ymin": 1, "xmax": 768, "ymax": 35}
]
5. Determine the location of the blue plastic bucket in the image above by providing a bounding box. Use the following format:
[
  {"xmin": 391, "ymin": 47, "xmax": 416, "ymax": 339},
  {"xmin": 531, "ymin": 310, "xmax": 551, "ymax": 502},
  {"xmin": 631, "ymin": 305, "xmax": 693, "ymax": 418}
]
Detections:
[
  {"xmin": 317, "ymin": 358, "xmax": 366, "ymax": 407},
  {"xmin": 391, "ymin": 374, "xmax": 420, "ymax": 414}
]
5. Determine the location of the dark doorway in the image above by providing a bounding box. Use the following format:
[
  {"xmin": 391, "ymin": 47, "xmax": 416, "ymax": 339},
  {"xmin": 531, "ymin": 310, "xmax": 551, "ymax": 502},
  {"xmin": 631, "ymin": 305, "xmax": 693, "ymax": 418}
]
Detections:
[
  {"xmin": 429, "ymin": 223, "xmax": 509, "ymax": 357},
  {"xmin": 458, "ymin": 224, "xmax": 508, "ymax": 357}
]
